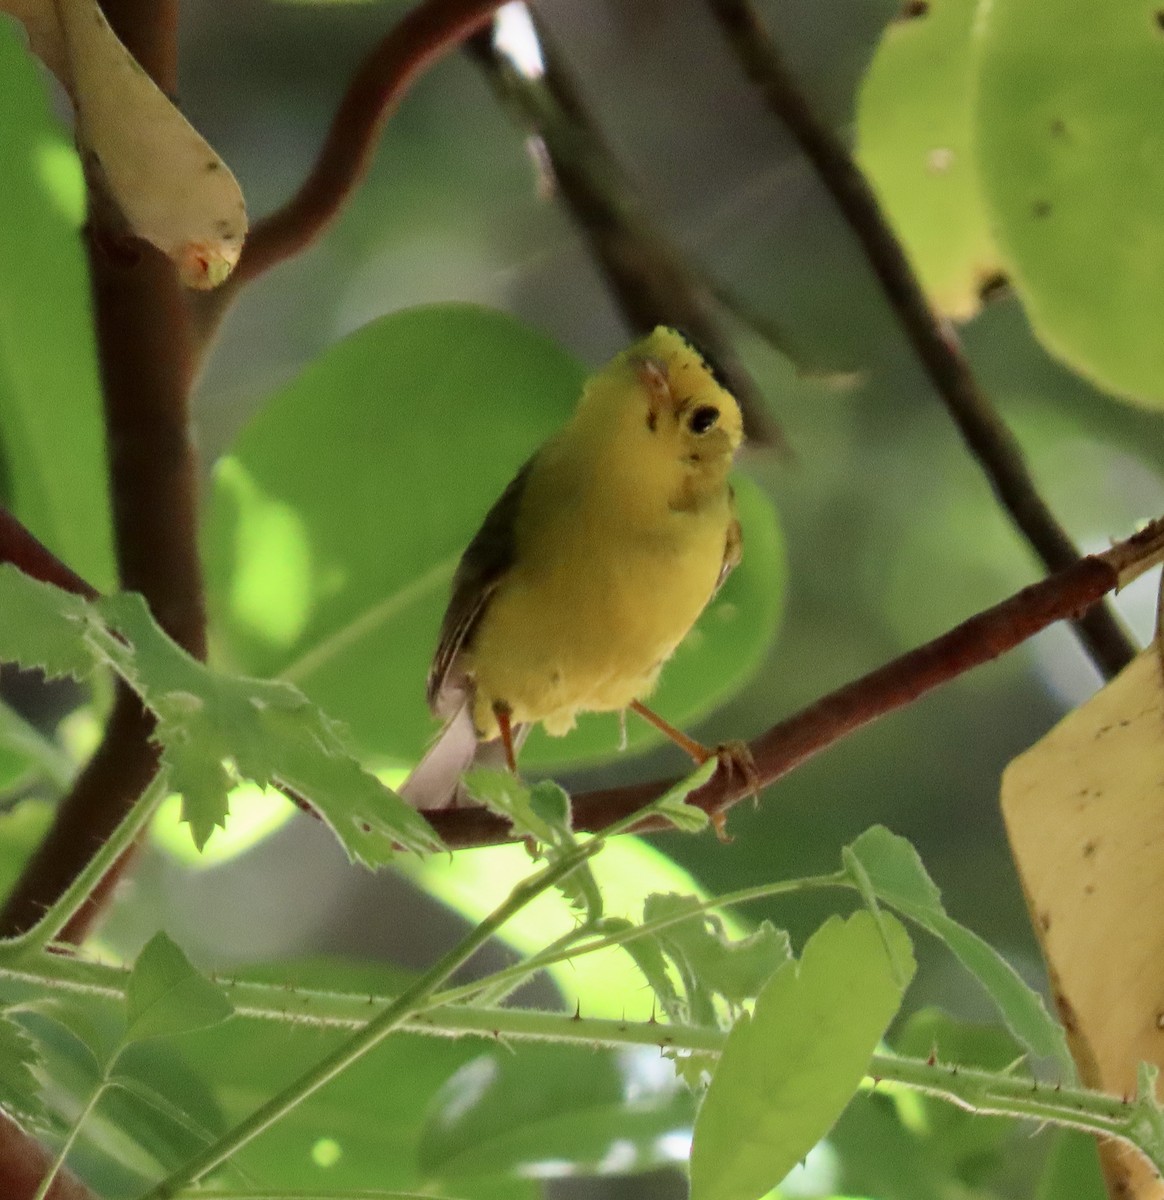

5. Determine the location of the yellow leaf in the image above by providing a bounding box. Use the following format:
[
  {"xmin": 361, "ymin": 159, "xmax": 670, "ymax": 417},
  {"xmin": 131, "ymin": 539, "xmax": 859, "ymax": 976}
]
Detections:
[
  {"xmin": 1002, "ymin": 648, "xmax": 1164, "ymax": 1200},
  {"xmin": 2, "ymin": 0, "xmax": 247, "ymax": 288}
]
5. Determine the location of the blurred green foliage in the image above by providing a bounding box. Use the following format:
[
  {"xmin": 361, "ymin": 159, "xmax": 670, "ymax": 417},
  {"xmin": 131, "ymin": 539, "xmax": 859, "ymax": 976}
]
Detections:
[{"xmin": 1, "ymin": 0, "xmax": 1163, "ymax": 1198}]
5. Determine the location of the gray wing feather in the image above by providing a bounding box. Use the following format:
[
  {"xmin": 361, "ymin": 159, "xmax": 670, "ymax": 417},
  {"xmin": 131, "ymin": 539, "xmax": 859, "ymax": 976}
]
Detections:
[{"xmin": 426, "ymin": 457, "xmax": 535, "ymax": 715}]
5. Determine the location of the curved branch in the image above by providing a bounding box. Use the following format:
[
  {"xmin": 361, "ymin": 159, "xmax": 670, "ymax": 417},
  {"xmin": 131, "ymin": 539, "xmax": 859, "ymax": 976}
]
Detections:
[
  {"xmin": 425, "ymin": 515, "xmax": 1164, "ymax": 848},
  {"xmin": 227, "ymin": 0, "xmax": 506, "ymax": 292},
  {"xmin": 704, "ymin": 0, "xmax": 1138, "ymax": 680}
]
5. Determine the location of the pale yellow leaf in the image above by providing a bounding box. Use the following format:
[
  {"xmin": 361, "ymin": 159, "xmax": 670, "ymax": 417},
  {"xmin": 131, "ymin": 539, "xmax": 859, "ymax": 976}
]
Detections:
[
  {"xmin": 2, "ymin": 0, "xmax": 247, "ymax": 288},
  {"xmin": 1002, "ymin": 648, "xmax": 1164, "ymax": 1199}
]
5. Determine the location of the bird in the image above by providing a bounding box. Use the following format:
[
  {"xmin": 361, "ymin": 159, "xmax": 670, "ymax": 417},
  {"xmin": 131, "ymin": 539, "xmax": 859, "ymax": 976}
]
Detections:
[{"xmin": 398, "ymin": 326, "xmax": 747, "ymax": 810}]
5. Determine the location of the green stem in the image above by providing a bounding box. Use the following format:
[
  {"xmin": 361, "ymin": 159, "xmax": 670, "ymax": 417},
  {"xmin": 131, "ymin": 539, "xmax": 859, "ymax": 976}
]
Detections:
[
  {"xmin": 1, "ymin": 771, "xmax": 169, "ymax": 956},
  {"xmin": 0, "ymin": 699, "xmax": 75, "ymax": 791},
  {"xmin": 31, "ymin": 1080, "xmax": 109, "ymax": 1200},
  {"xmin": 868, "ymin": 1053, "xmax": 1164, "ymax": 1173},
  {"xmin": 137, "ymin": 823, "xmax": 626, "ymax": 1199}
]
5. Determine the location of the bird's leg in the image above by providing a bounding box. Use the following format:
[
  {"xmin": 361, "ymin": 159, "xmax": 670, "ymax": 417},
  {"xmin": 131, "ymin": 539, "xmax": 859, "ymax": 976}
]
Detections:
[
  {"xmin": 629, "ymin": 699, "xmax": 713, "ymax": 763},
  {"xmin": 629, "ymin": 699, "xmax": 760, "ymax": 793},
  {"xmin": 492, "ymin": 700, "xmax": 518, "ymax": 773}
]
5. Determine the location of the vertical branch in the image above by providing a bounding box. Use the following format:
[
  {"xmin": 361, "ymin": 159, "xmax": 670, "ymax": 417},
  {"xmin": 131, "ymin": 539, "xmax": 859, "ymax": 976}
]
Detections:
[
  {"xmin": 706, "ymin": 0, "xmax": 1137, "ymax": 679},
  {"xmin": 0, "ymin": 0, "xmax": 201, "ymax": 940}
]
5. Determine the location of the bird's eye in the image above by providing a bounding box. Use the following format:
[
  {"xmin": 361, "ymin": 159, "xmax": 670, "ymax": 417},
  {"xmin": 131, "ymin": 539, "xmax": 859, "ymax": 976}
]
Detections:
[{"xmin": 689, "ymin": 405, "xmax": 720, "ymax": 434}]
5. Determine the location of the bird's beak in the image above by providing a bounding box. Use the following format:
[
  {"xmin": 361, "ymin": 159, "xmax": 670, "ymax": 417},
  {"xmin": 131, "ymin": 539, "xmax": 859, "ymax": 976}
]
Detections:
[{"xmin": 634, "ymin": 355, "xmax": 672, "ymax": 429}]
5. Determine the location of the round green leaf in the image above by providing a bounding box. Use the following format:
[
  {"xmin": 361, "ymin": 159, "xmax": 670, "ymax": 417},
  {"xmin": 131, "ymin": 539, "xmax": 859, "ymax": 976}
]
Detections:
[
  {"xmin": 203, "ymin": 304, "xmax": 784, "ymax": 771},
  {"xmin": 973, "ymin": 0, "xmax": 1164, "ymax": 406},
  {"xmin": 0, "ymin": 22, "xmax": 115, "ymax": 589},
  {"xmin": 857, "ymin": 0, "xmax": 1000, "ymax": 318}
]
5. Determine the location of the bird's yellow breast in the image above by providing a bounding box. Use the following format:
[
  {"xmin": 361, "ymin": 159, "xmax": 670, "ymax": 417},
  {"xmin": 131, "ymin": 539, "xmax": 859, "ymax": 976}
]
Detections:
[{"xmin": 463, "ymin": 417, "xmax": 734, "ymax": 739}]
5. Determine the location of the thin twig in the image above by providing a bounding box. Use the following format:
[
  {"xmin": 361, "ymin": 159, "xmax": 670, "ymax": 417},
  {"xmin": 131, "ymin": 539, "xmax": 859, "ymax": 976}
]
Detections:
[
  {"xmin": 467, "ymin": 21, "xmax": 787, "ymax": 449},
  {"xmin": 424, "ymin": 516, "xmax": 1164, "ymax": 847},
  {"xmin": 205, "ymin": 0, "xmax": 506, "ymax": 307},
  {"xmin": 704, "ymin": 0, "xmax": 1138, "ymax": 679}
]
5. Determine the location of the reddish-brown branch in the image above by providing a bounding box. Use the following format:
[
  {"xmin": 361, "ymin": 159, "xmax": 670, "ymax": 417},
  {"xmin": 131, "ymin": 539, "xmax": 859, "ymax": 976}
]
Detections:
[
  {"xmin": 425, "ymin": 516, "xmax": 1164, "ymax": 848},
  {"xmin": 0, "ymin": 510, "xmax": 99, "ymax": 601},
  {"xmin": 0, "ymin": 1112, "xmax": 97, "ymax": 1200},
  {"xmin": 225, "ymin": 0, "xmax": 506, "ymax": 292},
  {"xmin": 0, "ymin": 1, "xmax": 202, "ymax": 942},
  {"xmin": 705, "ymin": 0, "xmax": 1137, "ymax": 681}
]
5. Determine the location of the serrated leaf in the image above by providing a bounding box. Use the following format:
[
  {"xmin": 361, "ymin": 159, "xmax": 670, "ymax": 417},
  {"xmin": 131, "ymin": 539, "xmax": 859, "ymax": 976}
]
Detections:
[
  {"xmin": 643, "ymin": 893, "xmax": 790, "ymax": 1025},
  {"xmin": 94, "ymin": 590, "xmax": 442, "ymax": 860},
  {"xmin": 463, "ymin": 770, "xmax": 600, "ymax": 918},
  {"xmin": 845, "ymin": 825, "xmax": 1074, "ymax": 1077},
  {"xmin": 463, "ymin": 770, "xmax": 567, "ymax": 844},
  {"xmin": 0, "ymin": 564, "xmax": 97, "ymax": 680},
  {"xmin": 0, "ymin": 1010, "xmax": 47, "ymax": 1124},
  {"xmin": 124, "ymin": 932, "xmax": 233, "ymax": 1045},
  {"xmin": 690, "ymin": 911, "xmax": 915, "ymax": 1200},
  {"xmin": 647, "ymin": 759, "xmax": 715, "ymax": 832}
]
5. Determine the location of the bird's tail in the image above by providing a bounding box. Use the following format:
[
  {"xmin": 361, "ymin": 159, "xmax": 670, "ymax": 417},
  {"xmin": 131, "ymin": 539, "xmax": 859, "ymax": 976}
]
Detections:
[{"xmin": 397, "ymin": 702, "xmax": 530, "ymax": 810}]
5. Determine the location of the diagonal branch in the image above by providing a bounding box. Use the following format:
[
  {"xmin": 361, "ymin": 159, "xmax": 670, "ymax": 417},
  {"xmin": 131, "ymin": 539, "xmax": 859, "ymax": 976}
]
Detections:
[
  {"xmin": 704, "ymin": 0, "xmax": 1138, "ymax": 680},
  {"xmin": 425, "ymin": 516, "xmax": 1164, "ymax": 848}
]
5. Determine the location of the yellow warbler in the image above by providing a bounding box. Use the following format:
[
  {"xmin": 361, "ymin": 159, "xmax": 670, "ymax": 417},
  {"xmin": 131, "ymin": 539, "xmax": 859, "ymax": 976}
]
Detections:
[{"xmin": 400, "ymin": 326, "xmax": 746, "ymax": 809}]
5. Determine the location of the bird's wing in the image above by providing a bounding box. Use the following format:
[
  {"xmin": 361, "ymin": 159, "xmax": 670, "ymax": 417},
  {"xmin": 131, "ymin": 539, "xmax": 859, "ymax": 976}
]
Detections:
[
  {"xmin": 426, "ymin": 457, "xmax": 534, "ymax": 715},
  {"xmin": 713, "ymin": 487, "xmax": 743, "ymax": 597}
]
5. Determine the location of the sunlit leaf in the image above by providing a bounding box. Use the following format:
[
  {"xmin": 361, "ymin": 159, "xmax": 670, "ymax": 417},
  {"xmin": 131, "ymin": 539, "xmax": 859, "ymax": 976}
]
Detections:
[
  {"xmin": 689, "ymin": 911, "xmax": 915, "ymax": 1200},
  {"xmin": 974, "ymin": 0, "xmax": 1164, "ymax": 406},
  {"xmin": 0, "ymin": 564, "xmax": 97, "ymax": 681},
  {"xmin": 96, "ymin": 590, "xmax": 442, "ymax": 860},
  {"xmin": 0, "ymin": 22, "xmax": 114, "ymax": 590},
  {"xmin": 857, "ymin": 0, "xmax": 1000, "ymax": 318}
]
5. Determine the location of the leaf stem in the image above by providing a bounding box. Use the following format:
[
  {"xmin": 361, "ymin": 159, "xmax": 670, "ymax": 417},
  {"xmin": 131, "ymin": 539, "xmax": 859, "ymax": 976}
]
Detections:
[
  {"xmin": 30, "ymin": 1081, "xmax": 109, "ymax": 1200},
  {"xmin": 136, "ymin": 816, "xmax": 636, "ymax": 1198},
  {"xmin": 0, "ymin": 772, "xmax": 169, "ymax": 957}
]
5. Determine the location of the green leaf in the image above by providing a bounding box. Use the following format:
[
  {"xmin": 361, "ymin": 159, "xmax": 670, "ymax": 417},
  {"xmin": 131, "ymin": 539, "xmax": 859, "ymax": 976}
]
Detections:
[
  {"xmin": 646, "ymin": 759, "xmax": 715, "ymax": 833},
  {"xmin": 124, "ymin": 932, "xmax": 234, "ymax": 1044},
  {"xmin": 462, "ymin": 770, "xmax": 600, "ymax": 919},
  {"xmin": 845, "ymin": 825, "xmax": 1075, "ymax": 1078},
  {"xmin": 641, "ymin": 893, "xmax": 790, "ymax": 1025},
  {"xmin": 0, "ymin": 1009, "xmax": 47, "ymax": 1125},
  {"xmin": 0, "ymin": 563, "xmax": 98, "ymax": 681},
  {"xmin": 0, "ymin": 797, "xmax": 53, "ymax": 903},
  {"xmin": 418, "ymin": 1044, "xmax": 695, "ymax": 1181},
  {"xmin": 96, "ymin": 590, "xmax": 442, "ymax": 859},
  {"xmin": 1036, "ymin": 1130, "xmax": 1108, "ymax": 1200},
  {"xmin": 203, "ymin": 304, "xmax": 784, "ymax": 771},
  {"xmin": 689, "ymin": 910, "xmax": 915, "ymax": 1200},
  {"xmin": 173, "ymin": 959, "xmax": 494, "ymax": 1195},
  {"xmin": 892, "ymin": 1007, "xmax": 1021, "ymax": 1176},
  {"xmin": 857, "ymin": 0, "xmax": 1000, "ymax": 318},
  {"xmin": 973, "ymin": 0, "xmax": 1164, "ymax": 406},
  {"xmin": 0, "ymin": 21, "xmax": 115, "ymax": 590}
]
